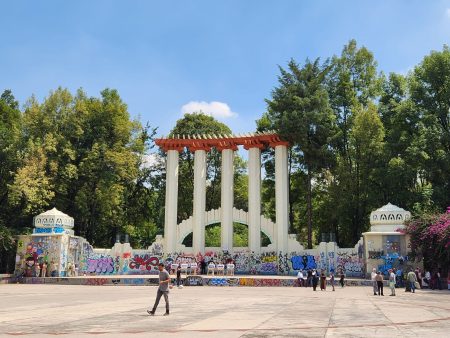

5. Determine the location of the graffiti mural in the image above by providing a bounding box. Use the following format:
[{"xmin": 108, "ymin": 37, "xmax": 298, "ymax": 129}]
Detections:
[
  {"xmin": 336, "ymin": 251, "xmax": 364, "ymax": 277},
  {"xmin": 128, "ymin": 254, "xmax": 160, "ymax": 273}
]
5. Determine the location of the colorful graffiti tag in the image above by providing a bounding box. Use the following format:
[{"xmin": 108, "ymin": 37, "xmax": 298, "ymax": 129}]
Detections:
[
  {"xmin": 87, "ymin": 257, "xmax": 115, "ymax": 274},
  {"xmin": 128, "ymin": 254, "xmax": 160, "ymax": 273},
  {"xmin": 336, "ymin": 252, "xmax": 364, "ymax": 277},
  {"xmin": 290, "ymin": 255, "xmax": 317, "ymax": 271}
]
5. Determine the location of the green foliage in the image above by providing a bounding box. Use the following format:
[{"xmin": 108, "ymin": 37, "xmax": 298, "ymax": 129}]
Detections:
[
  {"xmin": 3, "ymin": 88, "xmax": 157, "ymax": 249},
  {"xmin": 262, "ymin": 58, "xmax": 336, "ymax": 248},
  {"xmin": 403, "ymin": 207, "xmax": 450, "ymax": 273}
]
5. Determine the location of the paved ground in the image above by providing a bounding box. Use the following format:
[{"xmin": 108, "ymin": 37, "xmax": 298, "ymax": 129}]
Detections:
[{"xmin": 0, "ymin": 284, "xmax": 449, "ymax": 337}]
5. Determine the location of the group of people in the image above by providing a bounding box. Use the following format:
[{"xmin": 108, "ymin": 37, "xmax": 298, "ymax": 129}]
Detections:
[
  {"xmin": 412, "ymin": 267, "xmax": 443, "ymax": 290},
  {"xmin": 371, "ymin": 268, "xmax": 396, "ymax": 296},
  {"xmin": 26, "ymin": 260, "xmax": 59, "ymax": 277},
  {"xmin": 371, "ymin": 267, "xmax": 444, "ymax": 296},
  {"xmin": 297, "ymin": 269, "xmax": 345, "ymax": 291}
]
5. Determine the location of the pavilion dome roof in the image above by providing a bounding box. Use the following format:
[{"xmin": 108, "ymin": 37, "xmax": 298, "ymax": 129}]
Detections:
[
  {"xmin": 369, "ymin": 203, "xmax": 411, "ymax": 226},
  {"xmin": 33, "ymin": 207, "xmax": 74, "ymax": 228}
]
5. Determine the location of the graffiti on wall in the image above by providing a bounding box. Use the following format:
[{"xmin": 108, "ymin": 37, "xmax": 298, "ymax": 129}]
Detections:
[
  {"xmin": 336, "ymin": 251, "xmax": 364, "ymax": 277},
  {"xmin": 377, "ymin": 253, "xmax": 409, "ymax": 275},
  {"xmin": 128, "ymin": 254, "xmax": 160, "ymax": 273},
  {"xmin": 87, "ymin": 256, "xmax": 115, "ymax": 274},
  {"xmin": 290, "ymin": 255, "xmax": 317, "ymax": 271}
]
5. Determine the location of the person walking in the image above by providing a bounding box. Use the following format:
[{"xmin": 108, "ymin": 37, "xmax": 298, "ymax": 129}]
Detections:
[
  {"xmin": 148, "ymin": 263, "xmax": 171, "ymax": 316},
  {"xmin": 389, "ymin": 269, "xmax": 396, "ymax": 296},
  {"xmin": 371, "ymin": 268, "xmax": 377, "ymax": 295},
  {"xmin": 407, "ymin": 269, "xmax": 417, "ymax": 293},
  {"xmin": 375, "ymin": 271, "xmax": 384, "ymax": 296}
]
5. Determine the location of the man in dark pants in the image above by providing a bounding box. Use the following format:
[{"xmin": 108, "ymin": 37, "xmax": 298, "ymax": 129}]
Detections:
[{"xmin": 148, "ymin": 263, "xmax": 171, "ymax": 316}]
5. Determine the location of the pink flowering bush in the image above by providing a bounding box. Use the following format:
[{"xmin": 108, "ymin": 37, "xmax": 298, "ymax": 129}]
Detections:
[{"xmin": 402, "ymin": 207, "xmax": 450, "ymax": 271}]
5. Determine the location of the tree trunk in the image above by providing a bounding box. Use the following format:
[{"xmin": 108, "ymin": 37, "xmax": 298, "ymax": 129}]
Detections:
[{"xmin": 307, "ymin": 167, "xmax": 313, "ymax": 249}]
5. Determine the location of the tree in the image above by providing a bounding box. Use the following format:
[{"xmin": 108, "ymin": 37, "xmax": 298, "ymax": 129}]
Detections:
[
  {"xmin": 9, "ymin": 88, "xmax": 154, "ymax": 247},
  {"xmin": 409, "ymin": 46, "xmax": 450, "ymax": 211},
  {"xmin": 325, "ymin": 40, "xmax": 381, "ymax": 246},
  {"xmin": 264, "ymin": 58, "xmax": 336, "ymax": 248},
  {"xmin": 0, "ymin": 90, "xmax": 22, "ymax": 272}
]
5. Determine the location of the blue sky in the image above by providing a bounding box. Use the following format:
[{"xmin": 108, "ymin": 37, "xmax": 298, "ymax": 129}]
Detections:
[{"xmin": 1, "ymin": 0, "xmax": 450, "ymax": 137}]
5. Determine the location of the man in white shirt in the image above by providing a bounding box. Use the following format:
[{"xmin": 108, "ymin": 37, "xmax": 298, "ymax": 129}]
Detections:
[
  {"xmin": 371, "ymin": 268, "xmax": 377, "ymax": 295},
  {"xmin": 297, "ymin": 270, "xmax": 305, "ymax": 287}
]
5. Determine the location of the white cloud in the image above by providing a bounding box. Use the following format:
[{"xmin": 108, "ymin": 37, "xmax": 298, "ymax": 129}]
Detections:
[
  {"xmin": 141, "ymin": 153, "xmax": 159, "ymax": 168},
  {"xmin": 446, "ymin": 8, "xmax": 450, "ymax": 18},
  {"xmin": 181, "ymin": 101, "xmax": 237, "ymax": 119}
]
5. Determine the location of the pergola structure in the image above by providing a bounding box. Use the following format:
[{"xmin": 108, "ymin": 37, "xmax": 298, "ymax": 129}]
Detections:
[{"xmin": 155, "ymin": 132, "xmax": 289, "ymax": 255}]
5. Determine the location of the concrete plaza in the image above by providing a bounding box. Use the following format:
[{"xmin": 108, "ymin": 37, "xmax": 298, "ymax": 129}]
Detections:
[{"xmin": 0, "ymin": 284, "xmax": 448, "ymax": 337}]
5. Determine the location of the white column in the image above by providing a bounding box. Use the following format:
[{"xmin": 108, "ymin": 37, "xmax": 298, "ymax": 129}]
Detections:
[
  {"xmin": 248, "ymin": 147, "xmax": 261, "ymax": 253},
  {"xmin": 193, "ymin": 149, "xmax": 207, "ymax": 254},
  {"xmin": 164, "ymin": 149, "xmax": 179, "ymax": 254},
  {"xmin": 275, "ymin": 144, "xmax": 289, "ymax": 254},
  {"xmin": 220, "ymin": 149, "xmax": 234, "ymax": 252}
]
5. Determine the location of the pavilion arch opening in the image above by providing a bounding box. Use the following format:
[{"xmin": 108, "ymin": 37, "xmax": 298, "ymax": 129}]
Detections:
[{"xmin": 181, "ymin": 222, "xmax": 272, "ymax": 248}]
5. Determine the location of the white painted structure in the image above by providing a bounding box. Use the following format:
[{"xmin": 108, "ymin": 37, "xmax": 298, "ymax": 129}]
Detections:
[
  {"xmin": 155, "ymin": 133, "xmax": 292, "ymax": 255},
  {"xmin": 175, "ymin": 207, "xmax": 303, "ymax": 253},
  {"xmin": 368, "ymin": 202, "xmax": 411, "ymax": 232},
  {"xmin": 33, "ymin": 207, "xmax": 74, "ymax": 235},
  {"xmin": 362, "ymin": 203, "xmax": 413, "ymax": 276}
]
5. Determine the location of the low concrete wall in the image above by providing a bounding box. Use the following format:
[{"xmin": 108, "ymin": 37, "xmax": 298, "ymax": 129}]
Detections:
[{"xmin": 9, "ymin": 275, "xmax": 379, "ymax": 287}]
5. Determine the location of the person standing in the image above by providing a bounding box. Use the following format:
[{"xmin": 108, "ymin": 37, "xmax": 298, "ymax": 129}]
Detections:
[
  {"xmin": 371, "ymin": 268, "xmax": 377, "ymax": 295},
  {"xmin": 50, "ymin": 261, "xmax": 58, "ymax": 277},
  {"xmin": 320, "ymin": 270, "xmax": 326, "ymax": 291},
  {"xmin": 389, "ymin": 269, "xmax": 396, "ymax": 296},
  {"xmin": 312, "ymin": 269, "xmax": 318, "ymax": 291},
  {"xmin": 35, "ymin": 262, "xmax": 41, "ymax": 277},
  {"xmin": 200, "ymin": 259, "xmax": 206, "ymax": 275},
  {"xmin": 176, "ymin": 265, "xmax": 182, "ymax": 288},
  {"xmin": 407, "ymin": 269, "xmax": 417, "ymax": 293},
  {"xmin": 423, "ymin": 270, "xmax": 431, "ymax": 288},
  {"xmin": 307, "ymin": 269, "xmax": 312, "ymax": 287},
  {"xmin": 375, "ymin": 271, "xmax": 384, "ymax": 296},
  {"xmin": 339, "ymin": 270, "xmax": 345, "ymax": 288},
  {"xmin": 436, "ymin": 269, "xmax": 442, "ymax": 290},
  {"xmin": 396, "ymin": 268, "xmax": 403, "ymax": 288},
  {"xmin": 329, "ymin": 272, "xmax": 335, "ymax": 291},
  {"xmin": 41, "ymin": 262, "xmax": 47, "ymax": 277},
  {"xmin": 297, "ymin": 270, "xmax": 304, "ymax": 287},
  {"xmin": 148, "ymin": 263, "xmax": 171, "ymax": 316}
]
